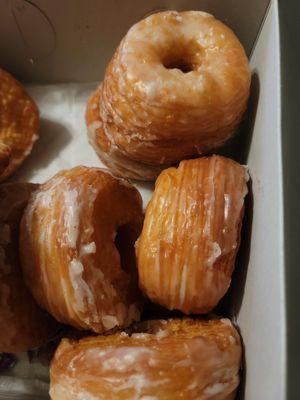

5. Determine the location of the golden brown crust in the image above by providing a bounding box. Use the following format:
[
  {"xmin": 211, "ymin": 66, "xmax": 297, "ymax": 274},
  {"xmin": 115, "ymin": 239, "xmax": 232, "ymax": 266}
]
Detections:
[
  {"xmin": 86, "ymin": 10, "xmax": 250, "ymax": 180},
  {"xmin": 136, "ymin": 156, "xmax": 248, "ymax": 313},
  {"xmin": 20, "ymin": 166, "xmax": 144, "ymax": 333},
  {"xmin": 0, "ymin": 182, "xmax": 59, "ymax": 353},
  {"xmin": 86, "ymin": 87, "xmax": 164, "ymax": 181},
  {"xmin": 0, "ymin": 68, "xmax": 39, "ymax": 181},
  {"xmin": 50, "ymin": 318, "xmax": 241, "ymax": 400}
]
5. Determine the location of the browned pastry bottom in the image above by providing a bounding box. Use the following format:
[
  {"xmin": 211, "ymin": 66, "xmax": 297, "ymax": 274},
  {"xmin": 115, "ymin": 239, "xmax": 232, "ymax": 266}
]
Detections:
[
  {"xmin": 50, "ymin": 318, "xmax": 241, "ymax": 400},
  {"xmin": 0, "ymin": 183, "xmax": 59, "ymax": 353},
  {"xmin": 0, "ymin": 68, "xmax": 39, "ymax": 181}
]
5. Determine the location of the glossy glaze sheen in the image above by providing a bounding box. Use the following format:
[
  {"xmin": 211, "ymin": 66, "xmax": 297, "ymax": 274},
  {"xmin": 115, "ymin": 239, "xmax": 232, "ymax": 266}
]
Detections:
[
  {"xmin": 86, "ymin": 10, "xmax": 250, "ymax": 180},
  {"xmin": 20, "ymin": 166, "xmax": 144, "ymax": 333},
  {"xmin": 0, "ymin": 68, "xmax": 39, "ymax": 181},
  {"xmin": 50, "ymin": 318, "xmax": 241, "ymax": 400},
  {"xmin": 0, "ymin": 183, "xmax": 58, "ymax": 353},
  {"xmin": 136, "ymin": 156, "xmax": 248, "ymax": 313}
]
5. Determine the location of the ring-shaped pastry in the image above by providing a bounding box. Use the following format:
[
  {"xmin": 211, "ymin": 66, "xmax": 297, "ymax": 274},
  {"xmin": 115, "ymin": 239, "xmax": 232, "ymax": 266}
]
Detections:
[
  {"xmin": 86, "ymin": 10, "xmax": 250, "ymax": 180},
  {"xmin": 20, "ymin": 166, "xmax": 143, "ymax": 333},
  {"xmin": 50, "ymin": 318, "xmax": 241, "ymax": 400},
  {"xmin": 136, "ymin": 156, "xmax": 248, "ymax": 313}
]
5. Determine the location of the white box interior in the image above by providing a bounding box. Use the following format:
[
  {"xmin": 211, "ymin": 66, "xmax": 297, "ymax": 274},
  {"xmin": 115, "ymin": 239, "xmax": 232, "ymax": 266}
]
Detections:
[
  {"xmin": 238, "ymin": 3, "xmax": 285, "ymax": 399},
  {"xmin": 0, "ymin": 1, "xmax": 285, "ymax": 399}
]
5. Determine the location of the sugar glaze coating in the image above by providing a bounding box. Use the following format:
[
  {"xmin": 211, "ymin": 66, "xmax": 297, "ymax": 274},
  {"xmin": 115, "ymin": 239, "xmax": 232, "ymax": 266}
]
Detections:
[
  {"xmin": 136, "ymin": 156, "xmax": 248, "ymax": 313},
  {"xmin": 86, "ymin": 10, "xmax": 250, "ymax": 180},
  {"xmin": 20, "ymin": 166, "xmax": 144, "ymax": 333},
  {"xmin": 50, "ymin": 318, "xmax": 241, "ymax": 400}
]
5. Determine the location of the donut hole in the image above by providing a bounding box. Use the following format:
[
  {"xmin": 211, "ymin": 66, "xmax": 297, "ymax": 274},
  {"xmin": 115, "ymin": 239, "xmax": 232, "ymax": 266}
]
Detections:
[
  {"xmin": 163, "ymin": 57, "xmax": 194, "ymax": 73},
  {"xmin": 162, "ymin": 43, "xmax": 202, "ymax": 73},
  {"xmin": 114, "ymin": 224, "xmax": 136, "ymax": 275}
]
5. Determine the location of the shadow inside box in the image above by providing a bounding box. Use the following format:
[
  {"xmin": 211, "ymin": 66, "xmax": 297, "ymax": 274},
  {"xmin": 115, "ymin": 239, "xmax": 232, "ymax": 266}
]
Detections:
[
  {"xmin": 215, "ymin": 178, "xmax": 254, "ymax": 319},
  {"xmin": 235, "ymin": 327, "xmax": 247, "ymax": 400},
  {"xmin": 215, "ymin": 72, "xmax": 260, "ymax": 164},
  {"xmin": 214, "ymin": 74, "xmax": 259, "ymax": 399},
  {"xmin": 141, "ymin": 300, "xmax": 185, "ymax": 321},
  {"xmin": 214, "ymin": 179, "xmax": 254, "ymax": 400},
  {"xmin": 27, "ymin": 325, "xmax": 93, "ymax": 368},
  {"xmin": 9, "ymin": 118, "xmax": 72, "ymax": 182}
]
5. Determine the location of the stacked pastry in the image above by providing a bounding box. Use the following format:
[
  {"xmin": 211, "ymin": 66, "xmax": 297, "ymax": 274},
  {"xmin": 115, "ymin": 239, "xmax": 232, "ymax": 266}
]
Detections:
[
  {"xmin": 86, "ymin": 10, "xmax": 250, "ymax": 180},
  {"xmin": 0, "ymin": 9, "xmax": 251, "ymax": 400}
]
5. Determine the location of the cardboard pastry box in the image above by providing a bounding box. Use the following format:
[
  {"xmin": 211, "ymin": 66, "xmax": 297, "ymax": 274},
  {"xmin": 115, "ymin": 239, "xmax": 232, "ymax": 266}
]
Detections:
[{"xmin": 1, "ymin": 0, "xmax": 298, "ymax": 399}]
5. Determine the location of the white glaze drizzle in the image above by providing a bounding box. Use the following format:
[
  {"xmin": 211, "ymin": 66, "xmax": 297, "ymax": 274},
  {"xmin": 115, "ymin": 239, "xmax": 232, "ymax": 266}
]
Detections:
[
  {"xmin": 80, "ymin": 241, "xmax": 96, "ymax": 255},
  {"xmin": 69, "ymin": 259, "xmax": 95, "ymax": 313},
  {"xmin": 203, "ymin": 381, "xmax": 230, "ymax": 396},
  {"xmin": 63, "ymin": 189, "xmax": 81, "ymax": 248}
]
